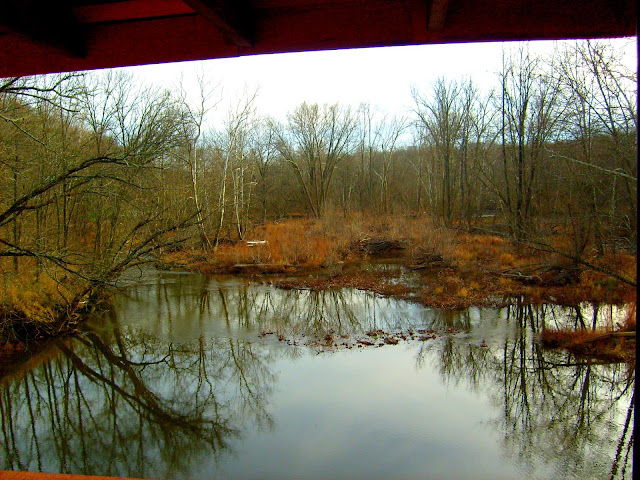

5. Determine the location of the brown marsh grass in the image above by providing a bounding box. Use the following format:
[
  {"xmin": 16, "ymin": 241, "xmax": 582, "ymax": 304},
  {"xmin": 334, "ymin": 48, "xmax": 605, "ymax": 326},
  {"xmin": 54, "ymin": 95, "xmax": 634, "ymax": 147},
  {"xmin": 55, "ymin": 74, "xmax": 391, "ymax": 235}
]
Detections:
[
  {"xmin": 0, "ymin": 259, "xmax": 85, "ymax": 323},
  {"xmin": 159, "ymin": 213, "xmax": 636, "ymax": 307},
  {"xmin": 540, "ymin": 303, "xmax": 636, "ymax": 361}
]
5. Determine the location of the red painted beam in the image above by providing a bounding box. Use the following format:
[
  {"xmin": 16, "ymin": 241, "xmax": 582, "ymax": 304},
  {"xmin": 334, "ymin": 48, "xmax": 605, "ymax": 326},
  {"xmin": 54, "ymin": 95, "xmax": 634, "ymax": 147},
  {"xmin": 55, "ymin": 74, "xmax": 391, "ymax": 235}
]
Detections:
[
  {"xmin": 428, "ymin": 0, "xmax": 450, "ymax": 31},
  {"xmin": 73, "ymin": 0, "xmax": 195, "ymax": 23},
  {"xmin": 0, "ymin": 14, "xmax": 238, "ymax": 76},
  {"xmin": 183, "ymin": 0, "xmax": 255, "ymax": 47},
  {"xmin": 0, "ymin": 0, "xmax": 635, "ymax": 77}
]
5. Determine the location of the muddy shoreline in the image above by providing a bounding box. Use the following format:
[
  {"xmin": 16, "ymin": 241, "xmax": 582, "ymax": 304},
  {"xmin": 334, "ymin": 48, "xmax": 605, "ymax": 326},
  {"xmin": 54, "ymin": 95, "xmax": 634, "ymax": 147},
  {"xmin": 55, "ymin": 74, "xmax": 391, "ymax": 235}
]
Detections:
[
  {"xmin": 156, "ymin": 253, "xmax": 636, "ymax": 309},
  {"xmin": 1, "ymin": 254, "xmax": 635, "ymax": 376},
  {"xmin": 152, "ymin": 255, "xmax": 637, "ymax": 362}
]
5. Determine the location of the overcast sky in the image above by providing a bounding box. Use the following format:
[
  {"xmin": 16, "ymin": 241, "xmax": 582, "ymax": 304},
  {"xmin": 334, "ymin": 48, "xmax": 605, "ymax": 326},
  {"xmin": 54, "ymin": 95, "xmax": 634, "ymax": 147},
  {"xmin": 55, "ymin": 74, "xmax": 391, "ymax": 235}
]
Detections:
[{"xmin": 121, "ymin": 38, "xmax": 636, "ymax": 127}]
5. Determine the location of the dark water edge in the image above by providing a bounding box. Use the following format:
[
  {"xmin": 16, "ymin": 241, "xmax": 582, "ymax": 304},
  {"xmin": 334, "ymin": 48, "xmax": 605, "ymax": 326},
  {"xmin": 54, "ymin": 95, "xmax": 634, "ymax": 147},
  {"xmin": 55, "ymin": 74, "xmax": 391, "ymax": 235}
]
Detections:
[{"xmin": 0, "ymin": 271, "xmax": 634, "ymax": 480}]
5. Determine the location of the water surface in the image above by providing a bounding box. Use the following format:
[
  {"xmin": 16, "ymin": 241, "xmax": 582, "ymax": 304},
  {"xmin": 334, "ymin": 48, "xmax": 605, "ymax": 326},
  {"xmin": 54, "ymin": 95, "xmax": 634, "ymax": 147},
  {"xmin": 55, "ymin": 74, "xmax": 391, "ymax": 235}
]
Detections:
[{"xmin": 0, "ymin": 271, "xmax": 634, "ymax": 479}]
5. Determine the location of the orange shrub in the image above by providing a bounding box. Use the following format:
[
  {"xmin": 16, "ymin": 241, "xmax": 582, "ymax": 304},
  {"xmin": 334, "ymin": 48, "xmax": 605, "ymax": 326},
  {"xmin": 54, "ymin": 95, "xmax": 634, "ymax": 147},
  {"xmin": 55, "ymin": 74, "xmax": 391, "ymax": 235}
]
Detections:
[
  {"xmin": 499, "ymin": 252, "xmax": 516, "ymax": 267},
  {"xmin": 454, "ymin": 246, "xmax": 476, "ymax": 262},
  {"xmin": 456, "ymin": 287, "xmax": 469, "ymax": 297},
  {"xmin": 0, "ymin": 262, "xmax": 85, "ymax": 323}
]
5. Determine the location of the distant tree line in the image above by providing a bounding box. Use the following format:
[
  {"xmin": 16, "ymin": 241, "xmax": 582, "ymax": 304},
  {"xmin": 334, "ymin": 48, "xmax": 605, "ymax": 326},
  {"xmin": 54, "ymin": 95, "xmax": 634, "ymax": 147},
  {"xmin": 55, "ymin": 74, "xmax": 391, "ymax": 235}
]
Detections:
[{"xmin": 0, "ymin": 40, "xmax": 636, "ymax": 291}]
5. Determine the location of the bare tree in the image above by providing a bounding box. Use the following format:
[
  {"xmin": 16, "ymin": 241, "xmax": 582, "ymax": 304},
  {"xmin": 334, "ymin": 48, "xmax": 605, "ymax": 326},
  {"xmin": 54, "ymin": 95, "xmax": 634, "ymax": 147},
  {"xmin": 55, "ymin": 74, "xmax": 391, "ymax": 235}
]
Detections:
[
  {"xmin": 177, "ymin": 73, "xmax": 220, "ymax": 251},
  {"xmin": 0, "ymin": 72, "xmax": 198, "ymax": 329},
  {"xmin": 551, "ymin": 40, "xmax": 637, "ymax": 250},
  {"xmin": 213, "ymin": 89, "xmax": 258, "ymax": 246},
  {"xmin": 274, "ymin": 102, "xmax": 357, "ymax": 217},
  {"xmin": 355, "ymin": 103, "xmax": 377, "ymax": 210},
  {"xmin": 496, "ymin": 45, "xmax": 563, "ymax": 241},
  {"xmin": 249, "ymin": 121, "xmax": 278, "ymax": 223},
  {"xmin": 413, "ymin": 78, "xmax": 463, "ymax": 224},
  {"xmin": 373, "ymin": 114, "xmax": 408, "ymax": 214}
]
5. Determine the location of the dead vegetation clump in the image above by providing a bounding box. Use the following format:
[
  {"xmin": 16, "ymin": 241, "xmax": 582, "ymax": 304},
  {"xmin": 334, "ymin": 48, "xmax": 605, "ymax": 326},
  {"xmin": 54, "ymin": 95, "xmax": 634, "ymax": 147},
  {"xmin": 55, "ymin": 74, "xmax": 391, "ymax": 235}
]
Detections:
[
  {"xmin": 357, "ymin": 237, "xmax": 406, "ymax": 256},
  {"xmin": 500, "ymin": 262, "xmax": 582, "ymax": 286},
  {"xmin": 0, "ymin": 259, "xmax": 109, "ymax": 352},
  {"xmin": 157, "ymin": 214, "xmax": 636, "ymax": 308},
  {"xmin": 165, "ymin": 213, "xmax": 454, "ymax": 272},
  {"xmin": 540, "ymin": 304, "xmax": 636, "ymax": 361}
]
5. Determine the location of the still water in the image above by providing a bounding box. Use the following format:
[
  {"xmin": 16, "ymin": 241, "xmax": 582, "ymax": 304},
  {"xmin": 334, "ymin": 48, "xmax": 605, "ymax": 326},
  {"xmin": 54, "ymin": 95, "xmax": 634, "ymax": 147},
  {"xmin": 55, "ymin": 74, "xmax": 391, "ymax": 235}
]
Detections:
[{"xmin": 0, "ymin": 271, "xmax": 634, "ymax": 479}]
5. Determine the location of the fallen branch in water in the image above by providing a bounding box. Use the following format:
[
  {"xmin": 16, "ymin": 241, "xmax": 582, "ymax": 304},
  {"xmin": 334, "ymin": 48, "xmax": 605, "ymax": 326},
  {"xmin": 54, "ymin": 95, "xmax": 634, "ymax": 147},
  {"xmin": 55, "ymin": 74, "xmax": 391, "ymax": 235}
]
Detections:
[
  {"xmin": 541, "ymin": 324, "xmax": 635, "ymax": 362},
  {"xmin": 574, "ymin": 331, "xmax": 636, "ymax": 343},
  {"xmin": 500, "ymin": 262, "xmax": 582, "ymax": 286}
]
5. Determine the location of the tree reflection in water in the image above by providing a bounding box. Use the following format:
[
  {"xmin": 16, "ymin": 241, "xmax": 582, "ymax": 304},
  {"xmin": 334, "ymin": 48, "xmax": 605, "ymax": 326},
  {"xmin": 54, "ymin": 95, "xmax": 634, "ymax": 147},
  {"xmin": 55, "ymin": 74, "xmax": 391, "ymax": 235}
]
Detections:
[
  {"xmin": 114, "ymin": 273, "xmax": 441, "ymax": 340},
  {"xmin": 0, "ymin": 273, "xmax": 634, "ymax": 479},
  {"xmin": 421, "ymin": 299, "xmax": 634, "ymax": 480},
  {"xmin": 0, "ymin": 306, "xmax": 276, "ymax": 478}
]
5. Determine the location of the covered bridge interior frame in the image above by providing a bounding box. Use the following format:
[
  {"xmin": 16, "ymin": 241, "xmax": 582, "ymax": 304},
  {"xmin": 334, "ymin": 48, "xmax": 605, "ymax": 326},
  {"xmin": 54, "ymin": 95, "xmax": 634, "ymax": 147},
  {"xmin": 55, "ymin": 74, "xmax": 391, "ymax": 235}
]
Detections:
[{"xmin": 0, "ymin": 0, "xmax": 636, "ymax": 78}]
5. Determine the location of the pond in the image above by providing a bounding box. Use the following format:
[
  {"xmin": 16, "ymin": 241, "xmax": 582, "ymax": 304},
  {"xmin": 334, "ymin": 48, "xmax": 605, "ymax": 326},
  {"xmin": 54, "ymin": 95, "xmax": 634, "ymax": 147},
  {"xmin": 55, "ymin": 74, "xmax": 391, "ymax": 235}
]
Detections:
[{"xmin": 0, "ymin": 271, "xmax": 634, "ymax": 480}]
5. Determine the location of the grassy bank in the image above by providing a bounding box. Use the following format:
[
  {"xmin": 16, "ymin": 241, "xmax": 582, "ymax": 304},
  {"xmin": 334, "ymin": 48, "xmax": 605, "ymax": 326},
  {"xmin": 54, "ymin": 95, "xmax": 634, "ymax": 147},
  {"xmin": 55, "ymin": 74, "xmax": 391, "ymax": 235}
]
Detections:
[
  {"xmin": 541, "ymin": 305, "xmax": 636, "ymax": 362},
  {"xmin": 163, "ymin": 213, "xmax": 636, "ymax": 362},
  {"xmin": 158, "ymin": 214, "xmax": 637, "ymax": 308},
  {"xmin": 0, "ymin": 260, "xmax": 103, "ymax": 352}
]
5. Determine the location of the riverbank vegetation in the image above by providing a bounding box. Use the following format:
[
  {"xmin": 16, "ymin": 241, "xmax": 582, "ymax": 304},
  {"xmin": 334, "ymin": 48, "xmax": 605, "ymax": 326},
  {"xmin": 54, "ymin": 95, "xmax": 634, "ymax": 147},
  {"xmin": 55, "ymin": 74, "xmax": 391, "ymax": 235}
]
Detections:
[
  {"xmin": 1, "ymin": 40, "xmax": 636, "ymax": 358},
  {"xmin": 158, "ymin": 214, "xmax": 636, "ymax": 306},
  {"xmin": 541, "ymin": 304, "xmax": 636, "ymax": 361}
]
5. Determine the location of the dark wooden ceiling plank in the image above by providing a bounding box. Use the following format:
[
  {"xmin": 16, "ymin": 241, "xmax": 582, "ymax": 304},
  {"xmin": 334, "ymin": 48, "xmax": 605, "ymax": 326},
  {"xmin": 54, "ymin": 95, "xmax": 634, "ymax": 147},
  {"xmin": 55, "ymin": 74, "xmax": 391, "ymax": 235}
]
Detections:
[
  {"xmin": 0, "ymin": 15, "xmax": 237, "ymax": 77},
  {"xmin": 0, "ymin": 0, "xmax": 87, "ymax": 57},
  {"xmin": 428, "ymin": 0, "xmax": 449, "ymax": 31},
  {"xmin": 182, "ymin": 0, "xmax": 255, "ymax": 47},
  {"xmin": 0, "ymin": 0, "xmax": 635, "ymax": 77},
  {"xmin": 73, "ymin": 0, "xmax": 195, "ymax": 24}
]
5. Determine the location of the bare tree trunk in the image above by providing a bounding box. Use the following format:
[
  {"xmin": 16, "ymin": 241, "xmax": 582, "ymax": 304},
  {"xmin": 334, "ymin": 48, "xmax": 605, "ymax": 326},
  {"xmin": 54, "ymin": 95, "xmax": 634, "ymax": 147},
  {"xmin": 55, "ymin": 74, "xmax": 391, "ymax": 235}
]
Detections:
[
  {"xmin": 12, "ymin": 167, "xmax": 19, "ymax": 273},
  {"xmin": 213, "ymin": 150, "xmax": 230, "ymax": 248},
  {"xmin": 190, "ymin": 146, "xmax": 212, "ymax": 251}
]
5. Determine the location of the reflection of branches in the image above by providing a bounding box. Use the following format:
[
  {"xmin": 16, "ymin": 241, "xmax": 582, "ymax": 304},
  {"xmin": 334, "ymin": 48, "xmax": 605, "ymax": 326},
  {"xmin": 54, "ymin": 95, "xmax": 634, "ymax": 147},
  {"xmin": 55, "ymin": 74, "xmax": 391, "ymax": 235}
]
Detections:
[
  {"xmin": 117, "ymin": 274, "xmax": 480, "ymax": 345},
  {"xmin": 227, "ymin": 339, "xmax": 275, "ymax": 431},
  {"xmin": 431, "ymin": 335, "xmax": 494, "ymax": 390},
  {"xmin": 423, "ymin": 301, "xmax": 635, "ymax": 479},
  {"xmin": 609, "ymin": 391, "xmax": 634, "ymax": 480},
  {"xmin": 195, "ymin": 281, "xmax": 437, "ymax": 338},
  {"xmin": 70, "ymin": 345, "xmax": 229, "ymax": 440},
  {"xmin": 0, "ymin": 314, "xmax": 277, "ymax": 478},
  {"xmin": 59, "ymin": 336, "xmax": 237, "ymax": 459}
]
